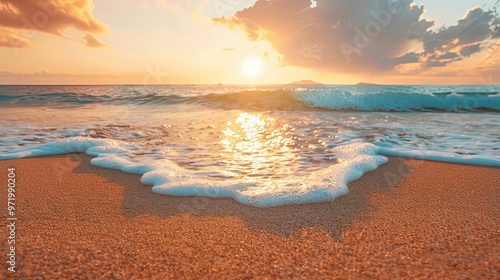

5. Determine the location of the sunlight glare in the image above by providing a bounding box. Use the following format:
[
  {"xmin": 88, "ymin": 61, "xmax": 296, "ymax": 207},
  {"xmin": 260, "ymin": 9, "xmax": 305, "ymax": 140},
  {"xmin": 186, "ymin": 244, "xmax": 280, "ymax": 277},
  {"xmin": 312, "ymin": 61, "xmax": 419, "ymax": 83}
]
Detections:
[
  {"xmin": 241, "ymin": 58, "xmax": 263, "ymax": 78},
  {"xmin": 220, "ymin": 113, "xmax": 296, "ymax": 178}
]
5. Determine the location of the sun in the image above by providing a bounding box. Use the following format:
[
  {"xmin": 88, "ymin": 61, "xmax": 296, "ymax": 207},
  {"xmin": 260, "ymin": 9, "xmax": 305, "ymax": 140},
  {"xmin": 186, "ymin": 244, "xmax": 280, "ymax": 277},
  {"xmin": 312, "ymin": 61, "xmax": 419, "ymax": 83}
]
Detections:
[{"xmin": 241, "ymin": 58, "xmax": 263, "ymax": 78}]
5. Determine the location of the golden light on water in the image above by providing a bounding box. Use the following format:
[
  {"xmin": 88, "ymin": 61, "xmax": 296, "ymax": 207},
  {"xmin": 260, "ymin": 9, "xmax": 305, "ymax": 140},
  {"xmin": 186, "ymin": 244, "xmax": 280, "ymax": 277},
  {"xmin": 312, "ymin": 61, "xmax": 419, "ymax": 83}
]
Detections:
[{"xmin": 220, "ymin": 113, "xmax": 296, "ymax": 177}]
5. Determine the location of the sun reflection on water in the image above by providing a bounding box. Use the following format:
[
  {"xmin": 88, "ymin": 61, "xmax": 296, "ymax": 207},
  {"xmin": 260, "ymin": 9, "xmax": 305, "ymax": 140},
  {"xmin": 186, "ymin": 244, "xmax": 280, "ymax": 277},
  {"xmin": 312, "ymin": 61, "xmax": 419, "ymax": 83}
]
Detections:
[{"xmin": 220, "ymin": 113, "xmax": 297, "ymax": 178}]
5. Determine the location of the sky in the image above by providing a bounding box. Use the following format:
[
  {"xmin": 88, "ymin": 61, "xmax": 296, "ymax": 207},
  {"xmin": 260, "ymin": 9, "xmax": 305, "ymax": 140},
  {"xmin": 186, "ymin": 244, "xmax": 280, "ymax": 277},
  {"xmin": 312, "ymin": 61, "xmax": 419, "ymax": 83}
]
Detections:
[{"xmin": 0, "ymin": 0, "xmax": 498, "ymax": 85}]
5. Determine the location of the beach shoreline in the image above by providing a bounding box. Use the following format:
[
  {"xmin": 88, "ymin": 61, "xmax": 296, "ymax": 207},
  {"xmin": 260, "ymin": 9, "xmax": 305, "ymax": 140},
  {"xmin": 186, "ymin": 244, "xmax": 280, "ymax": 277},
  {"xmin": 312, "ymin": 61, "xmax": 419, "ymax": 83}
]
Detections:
[{"xmin": 0, "ymin": 154, "xmax": 498, "ymax": 278}]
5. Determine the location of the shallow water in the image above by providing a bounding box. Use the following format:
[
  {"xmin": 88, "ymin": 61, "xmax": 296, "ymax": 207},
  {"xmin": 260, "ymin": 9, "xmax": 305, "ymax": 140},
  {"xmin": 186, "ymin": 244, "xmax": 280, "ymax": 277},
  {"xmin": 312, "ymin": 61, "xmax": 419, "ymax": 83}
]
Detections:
[{"xmin": 1, "ymin": 85, "xmax": 499, "ymax": 206}]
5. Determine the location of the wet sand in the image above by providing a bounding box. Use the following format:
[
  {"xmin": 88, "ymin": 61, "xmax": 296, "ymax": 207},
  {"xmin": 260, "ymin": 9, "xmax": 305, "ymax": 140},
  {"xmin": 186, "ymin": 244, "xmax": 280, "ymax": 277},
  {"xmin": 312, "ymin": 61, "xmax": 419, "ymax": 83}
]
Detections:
[{"xmin": 0, "ymin": 154, "xmax": 498, "ymax": 279}]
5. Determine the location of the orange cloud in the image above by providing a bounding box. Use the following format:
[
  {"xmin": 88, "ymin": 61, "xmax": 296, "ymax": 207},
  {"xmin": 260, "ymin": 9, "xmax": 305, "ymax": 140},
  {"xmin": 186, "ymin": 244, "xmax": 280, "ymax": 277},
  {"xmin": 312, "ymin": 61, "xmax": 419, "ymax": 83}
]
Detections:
[
  {"xmin": 0, "ymin": 0, "xmax": 107, "ymax": 48},
  {"xmin": 81, "ymin": 33, "xmax": 109, "ymax": 48},
  {"xmin": 0, "ymin": 28, "xmax": 32, "ymax": 49}
]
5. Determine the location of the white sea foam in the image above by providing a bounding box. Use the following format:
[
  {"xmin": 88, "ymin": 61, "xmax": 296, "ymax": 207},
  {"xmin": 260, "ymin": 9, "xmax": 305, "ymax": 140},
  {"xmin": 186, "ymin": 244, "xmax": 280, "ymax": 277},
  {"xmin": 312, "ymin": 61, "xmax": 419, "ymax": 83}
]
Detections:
[
  {"xmin": 369, "ymin": 114, "xmax": 500, "ymax": 167},
  {"xmin": 0, "ymin": 137, "xmax": 387, "ymax": 207},
  {"xmin": 377, "ymin": 147, "xmax": 500, "ymax": 166},
  {"xmin": 148, "ymin": 141, "xmax": 387, "ymax": 207},
  {"xmin": 0, "ymin": 137, "xmax": 130, "ymax": 160}
]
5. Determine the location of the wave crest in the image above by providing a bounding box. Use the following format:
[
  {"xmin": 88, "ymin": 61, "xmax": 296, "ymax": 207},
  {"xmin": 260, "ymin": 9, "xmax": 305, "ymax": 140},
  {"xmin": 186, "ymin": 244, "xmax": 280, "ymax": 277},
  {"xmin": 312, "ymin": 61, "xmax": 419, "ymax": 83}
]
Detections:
[
  {"xmin": 1, "ymin": 85, "xmax": 498, "ymax": 112},
  {"xmin": 294, "ymin": 89, "xmax": 500, "ymax": 112}
]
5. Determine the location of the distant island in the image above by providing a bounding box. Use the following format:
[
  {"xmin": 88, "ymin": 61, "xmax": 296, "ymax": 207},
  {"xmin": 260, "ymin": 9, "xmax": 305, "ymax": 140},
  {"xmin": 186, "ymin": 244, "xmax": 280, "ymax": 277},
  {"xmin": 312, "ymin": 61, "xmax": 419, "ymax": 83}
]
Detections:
[
  {"xmin": 288, "ymin": 80, "xmax": 323, "ymax": 85},
  {"xmin": 356, "ymin": 82, "xmax": 378, "ymax": 86}
]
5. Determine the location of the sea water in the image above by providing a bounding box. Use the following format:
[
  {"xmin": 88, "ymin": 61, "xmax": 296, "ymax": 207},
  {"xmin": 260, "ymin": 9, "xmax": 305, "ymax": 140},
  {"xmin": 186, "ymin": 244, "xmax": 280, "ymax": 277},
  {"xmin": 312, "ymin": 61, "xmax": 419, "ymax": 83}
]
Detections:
[{"xmin": 0, "ymin": 85, "xmax": 499, "ymax": 206}]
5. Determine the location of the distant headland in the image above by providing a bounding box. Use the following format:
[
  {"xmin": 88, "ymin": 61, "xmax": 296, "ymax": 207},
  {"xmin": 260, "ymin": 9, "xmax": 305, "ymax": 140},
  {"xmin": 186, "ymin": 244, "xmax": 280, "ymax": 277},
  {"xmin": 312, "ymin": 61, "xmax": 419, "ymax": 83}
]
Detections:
[
  {"xmin": 356, "ymin": 82, "xmax": 379, "ymax": 86},
  {"xmin": 288, "ymin": 80, "xmax": 323, "ymax": 85}
]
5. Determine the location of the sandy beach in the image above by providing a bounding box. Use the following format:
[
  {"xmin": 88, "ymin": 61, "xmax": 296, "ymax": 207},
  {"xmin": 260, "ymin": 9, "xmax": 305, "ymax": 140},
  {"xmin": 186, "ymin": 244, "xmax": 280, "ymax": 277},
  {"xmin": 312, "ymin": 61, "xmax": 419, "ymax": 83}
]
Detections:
[{"xmin": 0, "ymin": 154, "xmax": 498, "ymax": 279}]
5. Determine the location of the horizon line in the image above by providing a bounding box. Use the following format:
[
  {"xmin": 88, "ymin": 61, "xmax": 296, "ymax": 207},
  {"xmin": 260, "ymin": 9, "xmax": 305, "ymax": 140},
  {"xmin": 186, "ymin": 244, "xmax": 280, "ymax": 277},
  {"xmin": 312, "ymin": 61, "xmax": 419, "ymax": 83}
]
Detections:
[{"xmin": 0, "ymin": 83, "xmax": 498, "ymax": 86}]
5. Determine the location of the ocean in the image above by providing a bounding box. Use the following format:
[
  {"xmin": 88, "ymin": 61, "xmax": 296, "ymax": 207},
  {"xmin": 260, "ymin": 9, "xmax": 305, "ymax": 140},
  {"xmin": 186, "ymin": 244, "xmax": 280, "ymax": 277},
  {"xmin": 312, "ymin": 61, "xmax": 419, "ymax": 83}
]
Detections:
[{"xmin": 1, "ymin": 85, "xmax": 499, "ymax": 207}]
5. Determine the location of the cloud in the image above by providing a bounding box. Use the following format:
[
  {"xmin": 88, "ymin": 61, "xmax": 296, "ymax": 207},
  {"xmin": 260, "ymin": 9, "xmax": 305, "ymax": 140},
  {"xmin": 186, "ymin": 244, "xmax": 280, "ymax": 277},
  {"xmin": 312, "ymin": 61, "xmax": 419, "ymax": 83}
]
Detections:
[
  {"xmin": 418, "ymin": 7, "xmax": 499, "ymax": 68},
  {"xmin": 458, "ymin": 44, "xmax": 481, "ymax": 57},
  {"xmin": 422, "ymin": 8, "xmax": 495, "ymax": 53},
  {"xmin": 214, "ymin": 0, "xmax": 499, "ymax": 73},
  {"xmin": 437, "ymin": 52, "xmax": 459, "ymax": 60},
  {"xmin": 0, "ymin": 0, "xmax": 107, "ymax": 48},
  {"xmin": 0, "ymin": 28, "xmax": 32, "ymax": 49},
  {"xmin": 81, "ymin": 33, "xmax": 109, "ymax": 48}
]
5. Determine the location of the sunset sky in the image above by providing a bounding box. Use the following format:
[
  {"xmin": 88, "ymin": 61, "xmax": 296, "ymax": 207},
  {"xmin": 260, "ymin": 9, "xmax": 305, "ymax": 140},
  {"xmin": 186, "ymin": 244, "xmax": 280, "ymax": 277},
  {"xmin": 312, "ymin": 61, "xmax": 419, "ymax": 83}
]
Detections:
[{"xmin": 0, "ymin": 0, "xmax": 499, "ymax": 85}]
